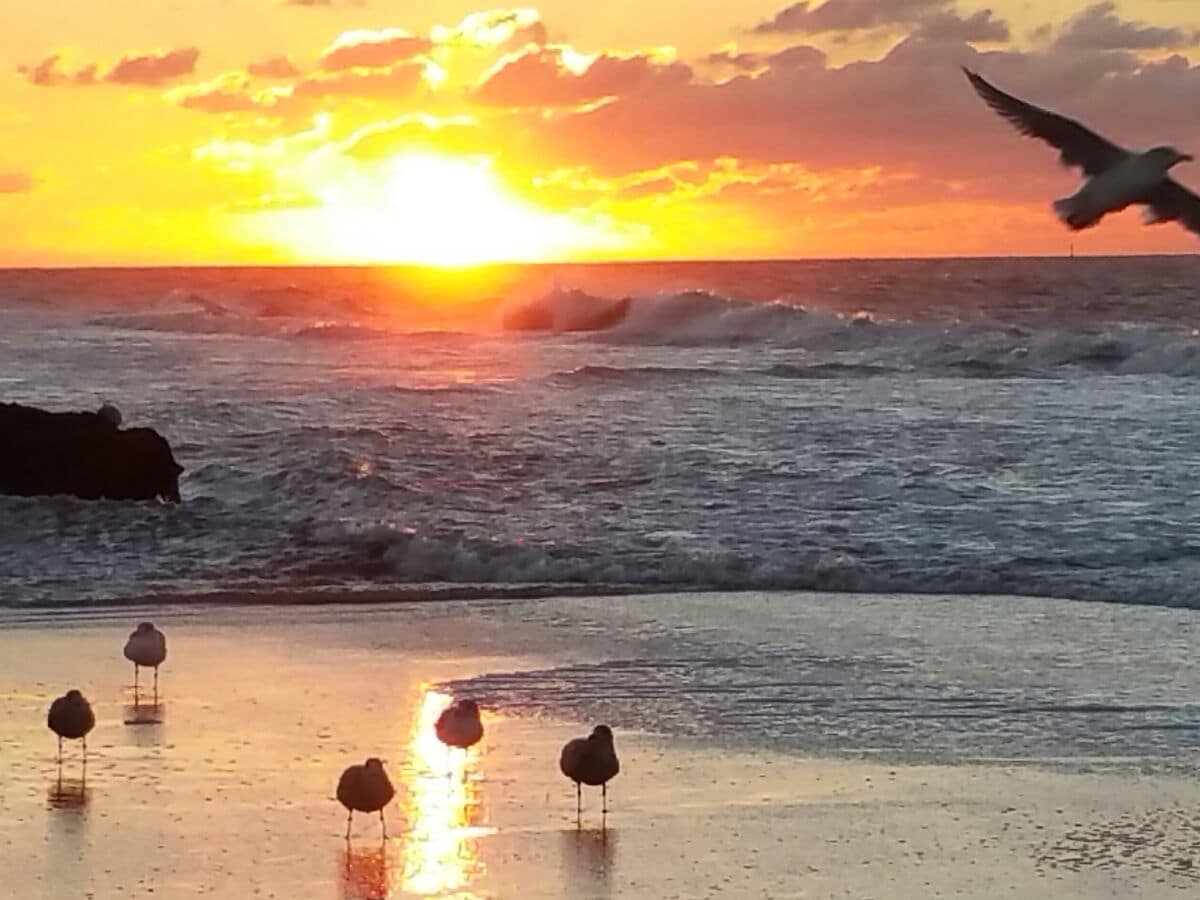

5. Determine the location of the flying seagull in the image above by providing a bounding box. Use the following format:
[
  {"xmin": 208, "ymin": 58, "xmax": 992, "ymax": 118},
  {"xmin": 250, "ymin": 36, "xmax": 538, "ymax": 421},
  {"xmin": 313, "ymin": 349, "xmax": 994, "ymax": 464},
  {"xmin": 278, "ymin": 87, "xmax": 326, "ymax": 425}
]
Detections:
[{"xmin": 963, "ymin": 68, "xmax": 1200, "ymax": 236}]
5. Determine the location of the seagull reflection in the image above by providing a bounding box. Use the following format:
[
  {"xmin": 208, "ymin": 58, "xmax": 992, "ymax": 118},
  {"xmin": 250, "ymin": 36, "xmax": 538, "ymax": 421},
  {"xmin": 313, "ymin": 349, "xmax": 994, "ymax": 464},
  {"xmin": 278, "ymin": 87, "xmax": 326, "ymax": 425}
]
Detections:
[
  {"xmin": 338, "ymin": 841, "xmax": 396, "ymax": 900},
  {"xmin": 400, "ymin": 690, "xmax": 492, "ymax": 896},
  {"xmin": 47, "ymin": 771, "xmax": 89, "ymax": 811},
  {"xmin": 561, "ymin": 827, "xmax": 617, "ymax": 894},
  {"xmin": 123, "ymin": 701, "xmax": 164, "ymax": 726}
]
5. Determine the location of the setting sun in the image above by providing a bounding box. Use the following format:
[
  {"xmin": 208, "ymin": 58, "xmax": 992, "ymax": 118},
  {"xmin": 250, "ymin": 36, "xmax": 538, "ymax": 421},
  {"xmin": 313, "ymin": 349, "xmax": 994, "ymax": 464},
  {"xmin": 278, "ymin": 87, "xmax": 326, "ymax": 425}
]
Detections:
[{"xmin": 241, "ymin": 153, "xmax": 631, "ymax": 267}]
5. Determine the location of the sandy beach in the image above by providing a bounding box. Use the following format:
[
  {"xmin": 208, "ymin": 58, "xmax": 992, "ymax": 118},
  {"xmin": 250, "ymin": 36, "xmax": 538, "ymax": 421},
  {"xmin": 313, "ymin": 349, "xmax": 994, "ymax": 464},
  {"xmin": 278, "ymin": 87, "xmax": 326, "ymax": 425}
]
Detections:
[{"xmin": 2, "ymin": 596, "xmax": 1199, "ymax": 899}]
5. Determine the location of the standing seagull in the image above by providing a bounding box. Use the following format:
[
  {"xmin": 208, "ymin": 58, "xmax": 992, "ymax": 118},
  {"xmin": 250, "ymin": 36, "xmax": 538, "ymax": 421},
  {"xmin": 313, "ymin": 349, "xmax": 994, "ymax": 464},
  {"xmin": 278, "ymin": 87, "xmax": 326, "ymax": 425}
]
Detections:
[
  {"xmin": 336, "ymin": 758, "xmax": 396, "ymax": 840},
  {"xmin": 560, "ymin": 725, "xmax": 620, "ymax": 816},
  {"xmin": 963, "ymin": 68, "xmax": 1200, "ymax": 235},
  {"xmin": 435, "ymin": 699, "xmax": 484, "ymax": 757},
  {"xmin": 124, "ymin": 622, "xmax": 167, "ymax": 701},
  {"xmin": 47, "ymin": 690, "xmax": 95, "ymax": 765}
]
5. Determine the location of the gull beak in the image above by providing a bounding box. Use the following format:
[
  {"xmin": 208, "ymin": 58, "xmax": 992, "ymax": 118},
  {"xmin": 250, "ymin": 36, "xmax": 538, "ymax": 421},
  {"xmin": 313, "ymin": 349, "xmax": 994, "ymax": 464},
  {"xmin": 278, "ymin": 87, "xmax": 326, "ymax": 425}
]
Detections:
[{"xmin": 1181, "ymin": 153, "xmax": 1195, "ymax": 163}]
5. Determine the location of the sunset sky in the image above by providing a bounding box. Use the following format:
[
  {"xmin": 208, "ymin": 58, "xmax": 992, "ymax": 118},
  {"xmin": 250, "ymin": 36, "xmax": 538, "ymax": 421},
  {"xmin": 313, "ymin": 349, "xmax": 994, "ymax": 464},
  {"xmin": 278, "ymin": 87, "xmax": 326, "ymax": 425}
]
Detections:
[{"xmin": 3, "ymin": 0, "xmax": 1200, "ymax": 264}]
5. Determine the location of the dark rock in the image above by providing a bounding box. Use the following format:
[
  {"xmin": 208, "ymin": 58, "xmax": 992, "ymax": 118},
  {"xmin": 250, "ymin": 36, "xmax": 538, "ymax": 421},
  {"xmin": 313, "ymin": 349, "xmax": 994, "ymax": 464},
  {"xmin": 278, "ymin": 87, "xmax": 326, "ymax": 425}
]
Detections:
[
  {"xmin": 0, "ymin": 402, "xmax": 183, "ymax": 502},
  {"xmin": 502, "ymin": 291, "xmax": 632, "ymax": 333}
]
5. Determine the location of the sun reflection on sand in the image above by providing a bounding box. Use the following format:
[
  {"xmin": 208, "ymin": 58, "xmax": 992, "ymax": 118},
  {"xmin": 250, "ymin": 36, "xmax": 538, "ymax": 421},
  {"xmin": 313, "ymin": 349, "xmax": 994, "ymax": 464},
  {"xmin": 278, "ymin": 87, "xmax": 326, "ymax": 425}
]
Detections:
[
  {"xmin": 399, "ymin": 689, "xmax": 491, "ymax": 896},
  {"xmin": 339, "ymin": 842, "xmax": 397, "ymax": 900}
]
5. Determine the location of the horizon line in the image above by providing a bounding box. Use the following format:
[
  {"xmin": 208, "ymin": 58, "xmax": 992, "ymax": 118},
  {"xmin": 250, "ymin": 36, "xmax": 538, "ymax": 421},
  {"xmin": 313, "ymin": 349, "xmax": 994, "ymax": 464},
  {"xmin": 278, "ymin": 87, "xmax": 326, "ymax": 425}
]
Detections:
[{"xmin": 0, "ymin": 251, "xmax": 1198, "ymax": 271}]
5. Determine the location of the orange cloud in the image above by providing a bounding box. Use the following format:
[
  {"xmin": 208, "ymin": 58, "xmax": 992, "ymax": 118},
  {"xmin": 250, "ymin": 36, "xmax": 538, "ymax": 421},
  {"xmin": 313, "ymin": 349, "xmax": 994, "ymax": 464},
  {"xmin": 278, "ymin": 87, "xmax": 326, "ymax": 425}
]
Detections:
[
  {"xmin": 342, "ymin": 116, "xmax": 484, "ymax": 160},
  {"xmin": 0, "ymin": 172, "xmax": 35, "ymax": 193},
  {"xmin": 294, "ymin": 60, "xmax": 427, "ymax": 98},
  {"xmin": 248, "ymin": 55, "xmax": 301, "ymax": 78},
  {"xmin": 319, "ymin": 28, "xmax": 432, "ymax": 70},
  {"xmin": 20, "ymin": 47, "xmax": 199, "ymax": 87},
  {"xmin": 173, "ymin": 73, "xmax": 286, "ymax": 113}
]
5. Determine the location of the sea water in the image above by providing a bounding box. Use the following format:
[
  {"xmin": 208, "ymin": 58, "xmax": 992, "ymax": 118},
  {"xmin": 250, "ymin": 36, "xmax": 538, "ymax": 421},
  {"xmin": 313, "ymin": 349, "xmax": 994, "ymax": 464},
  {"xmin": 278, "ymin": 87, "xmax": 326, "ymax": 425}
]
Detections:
[{"xmin": 2, "ymin": 257, "xmax": 1200, "ymax": 610}]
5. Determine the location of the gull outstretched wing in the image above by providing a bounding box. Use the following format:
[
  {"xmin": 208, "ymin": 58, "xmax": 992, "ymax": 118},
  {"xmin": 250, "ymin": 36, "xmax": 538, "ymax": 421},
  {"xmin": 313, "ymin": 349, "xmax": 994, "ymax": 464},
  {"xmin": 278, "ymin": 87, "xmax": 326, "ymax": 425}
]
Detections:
[
  {"xmin": 1144, "ymin": 179, "xmax": 1200, "ymax": 236},
  {"xmin": 963, "ymin": 68, "xmax": 1128, "ymax": 176}
]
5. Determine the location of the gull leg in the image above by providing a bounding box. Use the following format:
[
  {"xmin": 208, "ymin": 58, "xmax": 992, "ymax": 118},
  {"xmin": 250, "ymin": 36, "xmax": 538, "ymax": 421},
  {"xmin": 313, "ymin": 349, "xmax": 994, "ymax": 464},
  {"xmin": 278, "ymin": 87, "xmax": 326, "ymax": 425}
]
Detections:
[
  {"xmin": 57, "ymin": 735, "xmax": 63, "ymax": 766},
  {"xmin": 602, "ymin": 783, "xmax": 608, "ymax": 816},
  {"xmin": 576, "ymin": 782, "xmax": 582, "ymax": 816},
  {"xmin": 345, "ymin": 810, "xmax": 353, "ymax": 840},
  {"xmin": 380, "ymin": 809, "xmax": 388, "ymax": 840},
  {"xmin": 82, "ymin": 736, "xmax": 88, "ymax": 765},
  {"xmin": 153, "ymin": 666, "xmax": 159, "ymax": 705}
]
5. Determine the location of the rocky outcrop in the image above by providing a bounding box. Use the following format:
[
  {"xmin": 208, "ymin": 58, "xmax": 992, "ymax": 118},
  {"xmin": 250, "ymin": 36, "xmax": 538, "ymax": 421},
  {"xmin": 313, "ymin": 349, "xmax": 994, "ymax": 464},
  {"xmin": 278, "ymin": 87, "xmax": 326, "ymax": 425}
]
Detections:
[
  {"xmin": 0, "ymin": 403, "xmax": 183, "ymax": 502},
  {"xmin": 502, "ymin": 290, "xmax": 632, "ymax": 333}
]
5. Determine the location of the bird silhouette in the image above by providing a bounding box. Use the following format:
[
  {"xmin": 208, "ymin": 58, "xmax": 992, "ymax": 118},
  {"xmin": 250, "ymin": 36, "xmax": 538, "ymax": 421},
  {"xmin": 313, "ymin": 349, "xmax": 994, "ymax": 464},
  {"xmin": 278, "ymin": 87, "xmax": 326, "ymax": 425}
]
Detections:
[
  {"xmin": 47, "ymin": 689, "xmax": 95, "ymax": 765},
  {"xmin": 123, "ymin": 622, "xmax": 167, "ymax": 703},
  {"xmin": 560, "ymin": 725, "xmax": 620, "ymax": 817},
  {"xmin": 337, "ymin": 758, "xmax": 396, "ymax": 840},
  {"xmin": 964, "ymin": 68, "xmax": 1200, "ymax": 235}
]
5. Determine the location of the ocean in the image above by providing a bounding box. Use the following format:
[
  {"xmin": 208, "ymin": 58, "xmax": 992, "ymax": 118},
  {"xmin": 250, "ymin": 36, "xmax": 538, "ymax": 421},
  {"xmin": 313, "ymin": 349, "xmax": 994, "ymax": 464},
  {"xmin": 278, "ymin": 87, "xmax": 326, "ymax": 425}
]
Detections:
[{"xmin": 3, "ymin": 256, "xmax": 1200, "ymax": 610}]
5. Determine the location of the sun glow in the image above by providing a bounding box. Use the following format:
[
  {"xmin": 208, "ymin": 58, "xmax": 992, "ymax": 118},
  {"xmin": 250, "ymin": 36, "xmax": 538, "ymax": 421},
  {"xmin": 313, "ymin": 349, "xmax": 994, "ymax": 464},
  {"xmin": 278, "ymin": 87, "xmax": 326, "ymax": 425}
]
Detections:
[{"xmin": 247, "ymin": 153, "xmax": 629, "ymax": 266}]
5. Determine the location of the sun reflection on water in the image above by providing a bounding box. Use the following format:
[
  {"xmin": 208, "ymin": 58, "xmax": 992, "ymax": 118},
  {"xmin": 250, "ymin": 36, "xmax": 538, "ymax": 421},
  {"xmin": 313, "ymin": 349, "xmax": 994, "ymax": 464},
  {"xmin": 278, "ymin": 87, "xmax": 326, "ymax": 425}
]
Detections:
[{"xmin": 400, "ymin": 689, "xmax": 491, "ymax": 896}]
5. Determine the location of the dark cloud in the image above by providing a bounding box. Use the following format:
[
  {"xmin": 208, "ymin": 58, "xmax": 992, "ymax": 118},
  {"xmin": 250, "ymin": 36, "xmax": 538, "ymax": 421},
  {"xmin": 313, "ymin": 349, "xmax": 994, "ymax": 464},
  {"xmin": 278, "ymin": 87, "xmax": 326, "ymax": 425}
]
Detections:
[
  {"xmin": 1053, "ymin": 2, "xmax": 1196, "ymax": 52},
  {"xmin": 705, "ymin": 45, "xmax": 827, "ymax": 73},
  {"xmin": 916, "ymin": 9, "xmax": 1009, "ymax": 43},
  {"xmin": 754, "ymin": 0, "xmax": 945, "ymax": 34},
  {"xmin": 511, "ymin": 34, "xmax": 1200, "ymax": 190},
  {"xmin": 475, "ymin": 47, "xmax": 691, "ymax": 108}
]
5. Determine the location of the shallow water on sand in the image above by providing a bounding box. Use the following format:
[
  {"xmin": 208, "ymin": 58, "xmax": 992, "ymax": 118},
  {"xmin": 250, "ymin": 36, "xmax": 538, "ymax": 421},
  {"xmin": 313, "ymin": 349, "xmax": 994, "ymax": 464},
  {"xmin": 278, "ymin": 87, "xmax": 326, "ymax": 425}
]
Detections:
[{"xmin": 3, "ymin": 598, "xmax": 1200, "ymax": 899}]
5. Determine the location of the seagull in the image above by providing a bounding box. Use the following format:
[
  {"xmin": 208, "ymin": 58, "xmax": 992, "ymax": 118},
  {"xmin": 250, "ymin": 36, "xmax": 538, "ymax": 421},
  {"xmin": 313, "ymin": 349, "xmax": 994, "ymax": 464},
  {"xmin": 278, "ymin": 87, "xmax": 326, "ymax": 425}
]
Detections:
[
  {"xmin": 336, "ymin": 758, "xmax": 396, "ymax": 840},
  {"xmin": 47, "ymin": 689, "xmax": 95, "ymax": 765},
  {"xmin": 559, "ymin": 724, "xmax": 620, "ymax": 816},
  {"xmin": 963, "ymin": 68, "xmax": 1200, "ymax": 235},
  {"xmin": 124, "ymin": 622, "xmax": 167, "ymax": 701},
  {"xmin": 434, "ymin": 698, "xmax": 484, "ymax": 755}
]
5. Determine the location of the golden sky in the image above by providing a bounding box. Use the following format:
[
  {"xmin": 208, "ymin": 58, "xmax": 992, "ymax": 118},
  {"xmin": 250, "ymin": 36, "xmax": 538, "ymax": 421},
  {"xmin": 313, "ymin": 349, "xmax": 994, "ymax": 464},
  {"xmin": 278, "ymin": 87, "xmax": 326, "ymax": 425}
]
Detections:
[{"xmin": 3, "ymin": 0, "xmax": 1200, "ymax": 264}]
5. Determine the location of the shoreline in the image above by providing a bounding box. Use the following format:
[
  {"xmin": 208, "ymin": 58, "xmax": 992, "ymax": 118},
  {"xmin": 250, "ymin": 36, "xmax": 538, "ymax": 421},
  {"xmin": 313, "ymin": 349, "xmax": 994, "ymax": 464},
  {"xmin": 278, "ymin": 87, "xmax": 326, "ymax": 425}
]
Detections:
[
  {"xmin": 8, "ymin": 581, "xmax": 1200, "ymax": 622},
  {"xmin": 2, "ymin": 602, "xmax": 1199, "ymax": 897}
]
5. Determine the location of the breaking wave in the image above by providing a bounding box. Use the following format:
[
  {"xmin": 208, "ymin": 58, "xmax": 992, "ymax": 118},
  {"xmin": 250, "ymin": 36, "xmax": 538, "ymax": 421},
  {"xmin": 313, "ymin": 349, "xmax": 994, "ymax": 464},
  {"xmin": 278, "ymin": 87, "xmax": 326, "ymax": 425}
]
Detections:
[{"xmin": 282, "ymin": 521, "xmax": 1200, "ymax": 610}]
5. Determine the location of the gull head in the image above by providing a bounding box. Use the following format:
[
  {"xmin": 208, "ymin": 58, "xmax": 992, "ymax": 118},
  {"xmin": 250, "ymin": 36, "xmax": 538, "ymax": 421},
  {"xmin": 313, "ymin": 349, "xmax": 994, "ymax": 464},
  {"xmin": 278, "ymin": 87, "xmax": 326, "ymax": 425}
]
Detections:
[
  {"xmin": 590, "ymin": 724, "xmax": 615, "ymax": 744},
  {"xmin": 1147, "ymin": 146, "xmax": 1193, "ymax": 170}
]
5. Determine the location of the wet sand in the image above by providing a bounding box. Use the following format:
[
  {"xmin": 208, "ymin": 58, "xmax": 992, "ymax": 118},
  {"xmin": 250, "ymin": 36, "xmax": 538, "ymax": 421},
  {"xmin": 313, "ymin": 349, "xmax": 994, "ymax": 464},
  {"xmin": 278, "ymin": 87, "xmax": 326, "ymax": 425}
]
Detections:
[{"xmin": 1, "ymin": 603, "xmax": 1198, "ymax": 899}]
